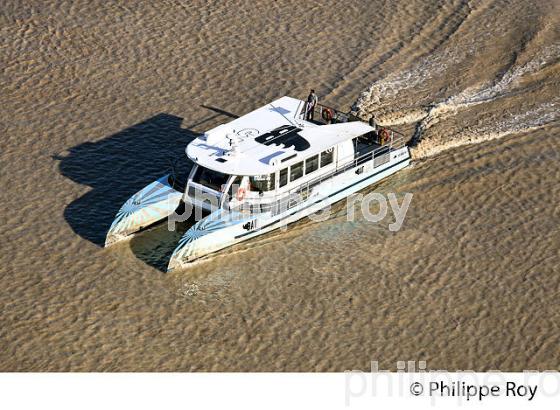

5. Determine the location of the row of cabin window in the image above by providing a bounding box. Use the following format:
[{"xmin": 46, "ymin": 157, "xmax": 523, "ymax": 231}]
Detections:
[
  {"xmin": 276, "ymin": 149, "xmax": 334, "ymax": 189},
  {"xmin": 245, "ymin": 150, "xmax": 335, "ymax": 193}
]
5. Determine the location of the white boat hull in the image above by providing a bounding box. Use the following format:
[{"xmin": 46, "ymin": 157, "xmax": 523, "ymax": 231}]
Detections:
[
  {"xmin": 167, "ymin": 149, "xmax": 410, "ymax": 271},
  {"xmin": 105, "ymin": 175, "xmax": 183, "ymax": 246}
]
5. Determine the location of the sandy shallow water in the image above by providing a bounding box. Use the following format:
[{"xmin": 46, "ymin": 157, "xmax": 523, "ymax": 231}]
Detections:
[{"xmin": 1, "ymin": 0, "xmax": 559, "ymax": 371}]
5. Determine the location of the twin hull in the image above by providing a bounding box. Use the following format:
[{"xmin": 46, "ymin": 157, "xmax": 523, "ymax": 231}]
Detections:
[{"xmin": 106, "ymin": 148, "xmax": 410, "ymax": 271}]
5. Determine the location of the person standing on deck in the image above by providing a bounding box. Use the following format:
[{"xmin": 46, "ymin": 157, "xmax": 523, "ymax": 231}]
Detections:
[
  {"xmin": 368, "ymin": 114, "xmax": 378, "ymax": 133},
  {"xmin": 306, "ymin": 89, "xmax": 318, "ymax": 121},
  {"xmin": 369, "ymin": 114, "xmax": 379, "ymax": 143}
]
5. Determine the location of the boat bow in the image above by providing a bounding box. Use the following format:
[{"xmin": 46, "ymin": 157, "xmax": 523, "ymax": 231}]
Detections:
[
  {"xmin": 167, "ymin": 208, "xmax": 248, "ymax": 271},
  {"xmin": 105, "ymin": 175, "xmax": 183, "ymax": 246}
]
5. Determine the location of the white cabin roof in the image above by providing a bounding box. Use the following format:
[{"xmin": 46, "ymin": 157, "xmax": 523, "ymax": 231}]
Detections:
[{"xmin": 186, "ymin": 96, "xmax": 374, "ymax": 175}]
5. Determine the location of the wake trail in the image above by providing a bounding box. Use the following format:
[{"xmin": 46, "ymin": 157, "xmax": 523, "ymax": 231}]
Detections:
[
  {"xmin": 412, "ymin": 100, "xmax": 560, "ymax": 158},
  {"xmin": 353, "ymin": 44, "xmax": 560, "ymax": 159}
]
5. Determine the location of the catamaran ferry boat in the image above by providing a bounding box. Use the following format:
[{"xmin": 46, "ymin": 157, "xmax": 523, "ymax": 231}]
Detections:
[{"xmin": 105, "ymin": 96, "xmax": 411, "ymax": 271}]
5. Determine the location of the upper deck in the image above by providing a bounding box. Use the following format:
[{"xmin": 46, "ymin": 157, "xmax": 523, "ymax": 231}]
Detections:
[{"xmin": 186, "ymin": 96, "xmax": 375, "ymax": 176}]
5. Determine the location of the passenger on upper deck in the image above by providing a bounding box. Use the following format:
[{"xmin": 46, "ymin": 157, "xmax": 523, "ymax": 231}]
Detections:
[
  {"xmin": 365, "ymin": 114, "xmax": 379, "ymax": 144},
  {"xmin": 306, "ymin": 89, "xmax": 318, "ymax": 121},
  {"xmin": 368, "ymin": 115, "xmax": 378, "ymax": 133}
]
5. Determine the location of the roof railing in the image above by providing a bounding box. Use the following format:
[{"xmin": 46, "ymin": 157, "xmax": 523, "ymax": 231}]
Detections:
[{"xmin": 296, "ymin": 101, "xmax": 406, "ymax": 138}]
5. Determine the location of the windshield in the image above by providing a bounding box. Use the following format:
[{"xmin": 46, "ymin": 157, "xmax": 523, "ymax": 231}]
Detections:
[{"xmin": 192, "ymin": 166, "xmax": 230, "ymax": 192}]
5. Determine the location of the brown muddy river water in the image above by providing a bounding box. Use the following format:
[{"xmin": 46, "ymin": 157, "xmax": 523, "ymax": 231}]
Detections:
[{"xmin": 1, "ymin": 0, "xmax": 559, "ymax": 371}]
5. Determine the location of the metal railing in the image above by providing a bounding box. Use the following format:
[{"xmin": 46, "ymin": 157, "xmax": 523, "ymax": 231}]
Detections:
[
  {"xmin": 295, "ymin": 100, "xmax": 407, "ymax": 140},
  {"xmin": 296, "ymin": 101, "xmax": 361, "ymax": 125}
]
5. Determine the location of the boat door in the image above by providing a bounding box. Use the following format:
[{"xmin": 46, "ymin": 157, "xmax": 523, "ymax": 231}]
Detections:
[{"xmin": 335, "ymin": 140, "xmax": 354, "ymax": 169}]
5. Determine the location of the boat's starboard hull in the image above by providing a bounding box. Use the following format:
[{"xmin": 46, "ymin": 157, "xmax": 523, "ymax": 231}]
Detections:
[{"xmin": 167, "ymin": 151, "xmax": 410, "ymax": 271}]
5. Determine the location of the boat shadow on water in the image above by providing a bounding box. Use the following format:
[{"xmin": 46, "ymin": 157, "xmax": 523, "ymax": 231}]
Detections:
[{"xmin": 54, "ymin": 111, "xmax": 233, "ymax": 271}]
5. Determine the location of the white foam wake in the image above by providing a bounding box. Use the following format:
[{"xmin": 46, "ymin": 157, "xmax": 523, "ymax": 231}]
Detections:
[
  {"xmin": 412, "ymin": 100, "xmax": 560, "ymax": 159},
  {"xmin": 412, "ymin": 44, "xmax": 560, "ymax": 140},
  {"xmin": 354, "ymin": 44, "xmax": 560, "ymax": 159}
]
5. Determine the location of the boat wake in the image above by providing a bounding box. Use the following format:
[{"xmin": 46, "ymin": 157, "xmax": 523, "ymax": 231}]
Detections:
[
  {"xmin": 353, "ymin": 43, "xmax": 560, "ymax": 160},
  {"xmin": 412, "ymin": 100, "xmax": 560, "ymax": 158}
]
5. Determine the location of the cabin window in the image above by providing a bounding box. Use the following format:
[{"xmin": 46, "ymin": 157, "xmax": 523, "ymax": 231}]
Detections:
[
  {"xmin": 320, "ymin": 149, "xmax": 334, "ymax": 167},
  {"xmin": 249, "ymin": 173, "xmax": 276, "ymax": 192},
  {"xmin": 290, "ymin": 161, "xmax": 304, "ymax": 182},
  {"xmin": 192, "ymin": 166, "xmax": 230, "ymax": 192},
  {"xmin": 279, "ymin": 168, "xmax": 288, "ymax": 188},
  {"xmin": 305, "ymin": 155, "xmax": 319, "ymax": 175}
]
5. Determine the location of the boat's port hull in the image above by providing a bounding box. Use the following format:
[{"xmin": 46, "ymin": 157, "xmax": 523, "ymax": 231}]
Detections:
[
  {"xmin": 167, "ymin": 149, "xmax": 410, "ymax": 271},
  {"xmin": 105, "ymin": 175, "xmax": 184, "ymax": 246}
]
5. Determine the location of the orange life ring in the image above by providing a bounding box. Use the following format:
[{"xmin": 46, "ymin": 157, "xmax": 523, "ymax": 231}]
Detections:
[
  {"xmin": 322, "ymin": 108, "xmax": 334, "ymax": 122},
  {"xmin": 236, "ymin": 187, "xmax": 246, "ymax": 201},
  {"xmin": 379, "ymin": 128, "xmax": 390, "ymax": 144}
]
